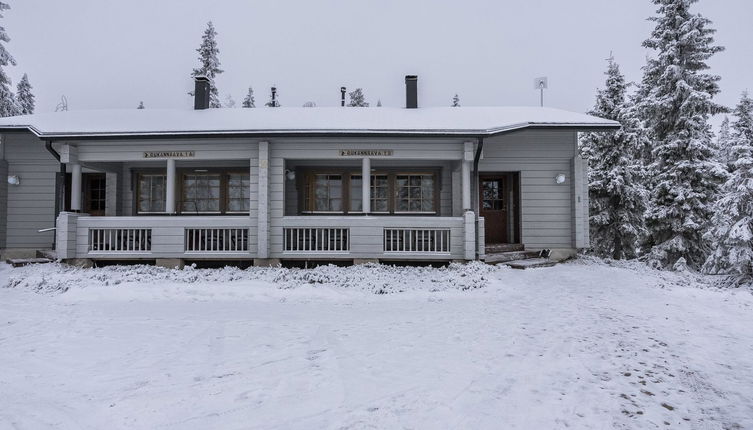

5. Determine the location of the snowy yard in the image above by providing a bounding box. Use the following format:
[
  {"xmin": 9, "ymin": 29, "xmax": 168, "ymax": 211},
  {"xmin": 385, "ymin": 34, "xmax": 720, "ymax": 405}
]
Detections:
[{"xmin": 0, "ymin": 260, "xmax": 752, "ymax": 430}]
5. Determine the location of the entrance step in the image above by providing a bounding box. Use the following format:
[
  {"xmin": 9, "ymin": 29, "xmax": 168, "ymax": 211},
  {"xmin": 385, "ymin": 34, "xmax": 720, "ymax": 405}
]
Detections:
[
  {"xmin": 485, "ymin": 243, "xmax": 524, "ymax": 254},
  {"xmin": 6, "ymin": 258, "xmax": 54, "ymax": 268},
  {"xmin": 504, "ymin": 258, "xmax": 557, "ymax": 270},
  {"xmin": 484, "ymin": 250, "xmax": 540, "ymax": 264}
]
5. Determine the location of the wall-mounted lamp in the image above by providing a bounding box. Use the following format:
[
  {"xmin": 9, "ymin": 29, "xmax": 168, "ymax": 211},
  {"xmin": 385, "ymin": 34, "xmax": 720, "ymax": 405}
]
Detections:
[
  {"xmin": 7, "ymin": 175, "xmax": 20, "ymax": 186},
  {"xmin": 285, "ymin": 169, "xmax": 296, "ymax": 181},
  {"xmin": 554, "ymin": 173, "xmax": 566, "ymax": 184}
]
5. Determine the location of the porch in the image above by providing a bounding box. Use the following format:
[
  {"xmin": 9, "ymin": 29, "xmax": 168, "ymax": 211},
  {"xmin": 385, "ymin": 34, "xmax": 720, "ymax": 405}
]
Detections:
[{"xmin": 54, "ymin": 139, "xmax": 487, "ymax": 264}]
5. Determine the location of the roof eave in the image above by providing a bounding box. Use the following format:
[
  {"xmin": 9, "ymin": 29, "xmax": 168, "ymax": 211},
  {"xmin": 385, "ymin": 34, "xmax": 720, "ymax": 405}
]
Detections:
[{"xmin": 0, "ymin": 121, "xmax": 620, "ymax": 141}]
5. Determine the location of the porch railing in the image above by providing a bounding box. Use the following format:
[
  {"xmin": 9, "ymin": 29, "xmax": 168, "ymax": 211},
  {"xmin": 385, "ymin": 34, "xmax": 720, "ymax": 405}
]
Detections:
[
  {"xmin": 72, "ymin": 215, "xmax": 254, "ymax": 259},
  {"xmin": 185, "ymin": 228, "xmax": 249, "ymax": 252},
  {"xmin": 89, "ymin": 228, "xmax": 152, "ymax": 253},
  {"xmin": 384, "ymin": 228, "xmax": 451, "ymax": 253},
  {"xmin": 283, "ymin": 227, "xmax": 349, "ymax": 252},
  {"xmin": 278, "ymin": 216, "xmax": 465, "ymax": 259}
]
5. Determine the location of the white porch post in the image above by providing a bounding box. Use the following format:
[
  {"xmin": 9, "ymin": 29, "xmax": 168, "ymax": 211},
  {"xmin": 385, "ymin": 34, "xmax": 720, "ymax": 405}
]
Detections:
[
  {"xmin": 462, "ymin": 141, "xmax": 475, "ymax": 260},
  {"xmin": 361, "ymin": 157, "xmax": 371, "ymax": 214},
  {"xmin": 257, "ymin": 141, "xmax": 269, "ymax": 258},
  {"xmin": 165, "ymin": 158, "xmax": 176, "ymax": 214},
  {"xmin": 70, "ymin": 163, "xmax": 82, "ymax": 212}
]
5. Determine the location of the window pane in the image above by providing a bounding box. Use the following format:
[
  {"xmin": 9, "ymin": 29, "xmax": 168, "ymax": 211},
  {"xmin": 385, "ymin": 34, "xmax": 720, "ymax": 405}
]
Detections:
[
  {"xmin": 139, "ymin": 174, "xmax": 166, "ymax": 212},
  {"xmin": 394, "ymin": 173, "xmax": 435, "ymax": 213},
  {"xmin": 350, "ymin": 175, "xmax": 362, "ymax": 212}
]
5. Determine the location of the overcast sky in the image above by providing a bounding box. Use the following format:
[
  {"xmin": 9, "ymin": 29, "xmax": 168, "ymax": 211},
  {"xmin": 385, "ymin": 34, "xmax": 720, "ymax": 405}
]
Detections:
[{"xmin": 3, "ymin": 0, "xmax": 752, "ymax": 120}]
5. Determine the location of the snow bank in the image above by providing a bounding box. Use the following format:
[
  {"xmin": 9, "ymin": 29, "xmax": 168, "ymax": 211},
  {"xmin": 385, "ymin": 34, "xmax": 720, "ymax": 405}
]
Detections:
[{"xmin": 0, "ymin": 261, "xmax": 501, "ymax": 295}]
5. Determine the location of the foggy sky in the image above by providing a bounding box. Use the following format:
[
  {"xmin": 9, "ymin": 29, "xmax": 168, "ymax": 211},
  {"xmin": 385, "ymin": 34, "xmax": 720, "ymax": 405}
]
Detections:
[{"xmin": 3, "ymin": 0, "xmax": 752, "ymax": 120}]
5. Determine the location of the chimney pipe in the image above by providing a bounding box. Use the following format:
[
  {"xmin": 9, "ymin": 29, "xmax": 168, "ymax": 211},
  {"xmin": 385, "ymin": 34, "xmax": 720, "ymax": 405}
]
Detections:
[
  {"xmin": 405, "ymin": 75, "xmax": 418, "ymax": 109},
  {"xmin": 271, "ymin": 86, "xmax": 277, "ymax": 107},
  {"xmin": 194, "ymin": 76, "xmax": 210, "ymax": 110},
  {"xmin": 340, "ymin": 87, "xmax": 346, "ymax": 107}
]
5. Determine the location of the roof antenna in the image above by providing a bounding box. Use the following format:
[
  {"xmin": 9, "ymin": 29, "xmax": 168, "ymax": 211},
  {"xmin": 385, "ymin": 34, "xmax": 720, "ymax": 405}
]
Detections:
[{"xmin": 534, "ymin": 77, "xmax": 548, "ymax": 107}]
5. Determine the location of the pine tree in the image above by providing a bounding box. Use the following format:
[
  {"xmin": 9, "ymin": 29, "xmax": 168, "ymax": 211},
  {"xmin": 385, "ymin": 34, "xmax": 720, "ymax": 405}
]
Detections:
[
  {"xmin": 242, "ymin": 87, "xmax": 255, "ymax": 108},
  {"xmin": 347, "ymin": 88, "xmax": 369, "ymax": 107},
  {"xmin": 15, "ymin": 73, "xmax": 33, "ymax": 115},
  {"xmin": 703, "ymin": 92, "xmax": 753, "ymax": 286},
  {"xmin": 376, "ymin": 99, "xmax": 382, "ymax": 107},
  {"xmin": 716, "ymin": 116, "xmax": 732, "ymax": 168},
  {"xmin": 0, "ymin": 2, "xmax": 18, "ymax": 117},
  {"xmin": 224, "ymin": 94, "xmax": 236, "ymax": 108},
  {"xmin": 137, "ymin": 101, "xmax": 145, "ymax": 109},
  {"xmin": 191, "ymin": 21, "xmax": 223, "ymax": 108},
  {"xmin": 580, "ymin": 55, "xmax": 647, "ymax": 259},
  {"xmin": 452, "ymin": 94, "xmax": 460, "ymax": 107},
  {"xmin": 637, "ymin": 0, "xmax": 727, "ymax": 269}
]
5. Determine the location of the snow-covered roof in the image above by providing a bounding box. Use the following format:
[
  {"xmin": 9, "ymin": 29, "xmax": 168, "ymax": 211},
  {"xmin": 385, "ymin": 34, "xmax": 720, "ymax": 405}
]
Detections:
[{"xmin": 0, "ymin": 106, "xmax": 619, "ymax": 139}]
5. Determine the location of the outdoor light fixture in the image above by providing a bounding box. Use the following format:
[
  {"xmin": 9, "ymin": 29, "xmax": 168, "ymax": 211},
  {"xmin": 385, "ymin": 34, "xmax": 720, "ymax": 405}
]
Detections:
[
  {"xmin": 555, "ymin": 173, "xmax": 566, "ymax": 184},
  {"xmin": 7, "ymin": 175, "xmax": 19, "ymax": 185},
  {"xmin": 285, "ymin": 169, "xmax": 296, "ymax": 181}
]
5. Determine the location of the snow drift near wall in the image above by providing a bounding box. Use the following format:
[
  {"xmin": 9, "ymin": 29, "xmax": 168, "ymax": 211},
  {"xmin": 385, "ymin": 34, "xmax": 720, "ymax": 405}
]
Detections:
[{"xmin": 0, "ymin": 261, "xmax": 500, "ymax": 295}]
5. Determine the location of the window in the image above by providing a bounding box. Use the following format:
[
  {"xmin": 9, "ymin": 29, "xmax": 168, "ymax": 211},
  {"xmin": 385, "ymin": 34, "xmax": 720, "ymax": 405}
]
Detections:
[
  {"xmin": 227, "ymin": 173, "xmax": 250, "ymax": 212},
  {"xmin": 350, "ymin": 174, "xmax": 390, "ymax": 213},
  {"xmin": 396, "ymin": 174, "xmax": 435, "ymax": 213},
  {"xmin": 182, "ymin": 173, "xmax": 221, "ymax": 213},
  {"xmin": 302, "ymin": 169, "xmax": 437, "ymax": 215},
  {"xmin": 138, "ymin": 174, "xmax": 166, "ymax": 213},
  {"xmin": 306, "ymin": 174, "xmax": 343, "ymax": 212}
]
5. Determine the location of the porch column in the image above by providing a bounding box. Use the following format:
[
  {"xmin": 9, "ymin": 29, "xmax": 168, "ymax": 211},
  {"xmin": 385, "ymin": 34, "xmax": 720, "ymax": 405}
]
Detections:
[
  {"xmin": 70, "ymin": 163, "xmax": 82, "ymax": 212},
  {"xmin": 165, "ymin": 158, "xmax": 176, "ymax": 214},
  {"xmin": 461, "ymin": 141, "xmax": 474, "ymax": 211},
  {"xmin": 361, "ymin": 157, "xmax": 371, "ymax": 213},
  {"xmin": 257, "ymin": 141, "xmax": 269, "ymax": 258}
]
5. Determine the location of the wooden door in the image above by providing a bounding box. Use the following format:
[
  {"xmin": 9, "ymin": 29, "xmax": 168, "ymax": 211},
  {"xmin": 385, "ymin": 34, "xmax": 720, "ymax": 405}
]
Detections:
[
  {"xmin": 83, "ymin": 173, "xmax": 106, "ymax": 216},
  {"xmin": 480, "ymin": 176, "xmax": 508, "ymax": 244}
]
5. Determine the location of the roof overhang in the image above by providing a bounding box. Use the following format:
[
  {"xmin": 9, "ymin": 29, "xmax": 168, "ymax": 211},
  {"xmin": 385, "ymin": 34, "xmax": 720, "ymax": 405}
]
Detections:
[{"xmin": 0, "ymin": 122, "xmax": 620, "ymax": 141}]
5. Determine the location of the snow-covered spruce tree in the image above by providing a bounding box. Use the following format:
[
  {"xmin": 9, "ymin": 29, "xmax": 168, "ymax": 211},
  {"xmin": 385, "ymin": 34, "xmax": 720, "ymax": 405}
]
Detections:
[
  {"xmin": 191, "ymin": 21, "xmax": 223, "ymax": 108},
  {"xmin": 0, "ymin": 2, "xmax": 18, "ymax": 117},
  {"xmin": 137, "ymin": 101, "xmax": 145, "ymax": 109},
  {"xmin": 242, "ymin": 87, "xmax": 255, "ymax": 108},
  {"xmin": 224, "ymin": 94, "xmax": 236, "ymax": 108},
  {"xmin": 580, "ymin": 55, "xmax": 646, "ymax": 259},
  {"xmin": 376, "ymin": 99, "xmax": 382, "ymax": 107},
  {"xmin": 703, "ymin": 92, "xmax": 753, "ymax": 286},
  {"xmin": 637, "ymin": 0, "xmax": 727, "ymax": 269},
  {"xmin": 716, "ymin": 116, "xmax": 733, "ymax": 168},
  {"xmin": 452, "ymin": 94, "xmax": 460, "ymax": 107},
  {"xmin": 16, "ymin": 73, "xmax": 33, "ymax": 115},
  {"xmin": 347, "ymin": 88, "xmax": 368, "ymax": 107}
]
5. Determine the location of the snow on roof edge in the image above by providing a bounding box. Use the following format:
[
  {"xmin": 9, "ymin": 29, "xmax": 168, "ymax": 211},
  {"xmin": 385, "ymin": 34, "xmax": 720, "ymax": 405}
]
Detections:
[{"xmin": 0, "ymin": 122, "xmax": 620, "ymax": 139}]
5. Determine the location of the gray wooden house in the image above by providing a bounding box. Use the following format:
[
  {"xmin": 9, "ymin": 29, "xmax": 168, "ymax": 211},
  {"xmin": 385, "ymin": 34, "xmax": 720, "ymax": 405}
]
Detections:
[{"xmin": 0, "ymin": 76, "xmax": 618, "ymax": 266}]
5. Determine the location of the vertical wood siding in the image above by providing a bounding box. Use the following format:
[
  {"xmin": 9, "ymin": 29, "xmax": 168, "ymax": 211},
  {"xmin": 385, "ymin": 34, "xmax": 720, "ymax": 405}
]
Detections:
[{"xmin": 2, "ymin": 133, "xmax": 58, "ymax": 249}]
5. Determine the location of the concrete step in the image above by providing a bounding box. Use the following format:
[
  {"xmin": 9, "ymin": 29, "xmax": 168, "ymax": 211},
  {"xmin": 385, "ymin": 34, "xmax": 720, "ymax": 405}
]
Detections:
[
  {"xmin": 504, "ymin": 258, "xmax": 557, "ymax": 270},
  {"xmin": 6, "ymin": 258, "xmax": 54, "ymax": 268},
  {"xmin": 484, "ymin": 250, "xmax": 540, "ymax": 264}
]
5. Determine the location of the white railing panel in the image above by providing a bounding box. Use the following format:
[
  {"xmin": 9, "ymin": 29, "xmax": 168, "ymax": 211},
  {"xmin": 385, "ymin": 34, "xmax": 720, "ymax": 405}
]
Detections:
[
  {"xmin": 185, "ymin": 228, "xmax": 249, "ymax": 252},
  {"xmin": 88, "ymin": 228, "xmax": 152, "ymax": 253},
  {"xmin": 383, "ymin": 228, "xmax": 451, "ymax": 254},
  {"xmin": 283, "ymin": 227, "xmax": 350, "ymax": 253}
]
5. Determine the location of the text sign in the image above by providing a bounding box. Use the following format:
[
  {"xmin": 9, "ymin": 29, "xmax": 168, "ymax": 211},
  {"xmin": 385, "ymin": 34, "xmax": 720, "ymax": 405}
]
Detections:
[
  {"xmin": 143, "ymin": 151, "xmax": 196, "ymax": 159},
  {"xmin": 338, "ymin": 149, "xmax": 393, "ymax": 157}
]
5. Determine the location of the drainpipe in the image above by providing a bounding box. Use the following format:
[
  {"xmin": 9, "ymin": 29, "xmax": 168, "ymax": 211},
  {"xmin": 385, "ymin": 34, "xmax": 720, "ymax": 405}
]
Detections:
[
  {"xmin": 45, "ymin": 141, "xmax": 65, "ymax": 249},
  {"xmin": 472, "ymin": 137, "xmax": 484, "ymax": 259}
]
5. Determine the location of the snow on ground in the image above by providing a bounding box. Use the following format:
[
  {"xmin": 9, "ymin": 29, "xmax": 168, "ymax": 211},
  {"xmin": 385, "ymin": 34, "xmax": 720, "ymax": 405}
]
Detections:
[{"xmin": 0, "ymin": 259, "xmax": 752, "ymax": 430}]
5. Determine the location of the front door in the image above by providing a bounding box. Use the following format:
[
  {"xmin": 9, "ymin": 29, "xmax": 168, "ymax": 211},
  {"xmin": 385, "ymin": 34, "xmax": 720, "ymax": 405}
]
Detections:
[
  {"xmin": 83, "ymin": 173, "xmax": 106, "ymax": 216},
  {"xmin": 480, "ymin": 175, "xmax": 508, "ymax": 244}
]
